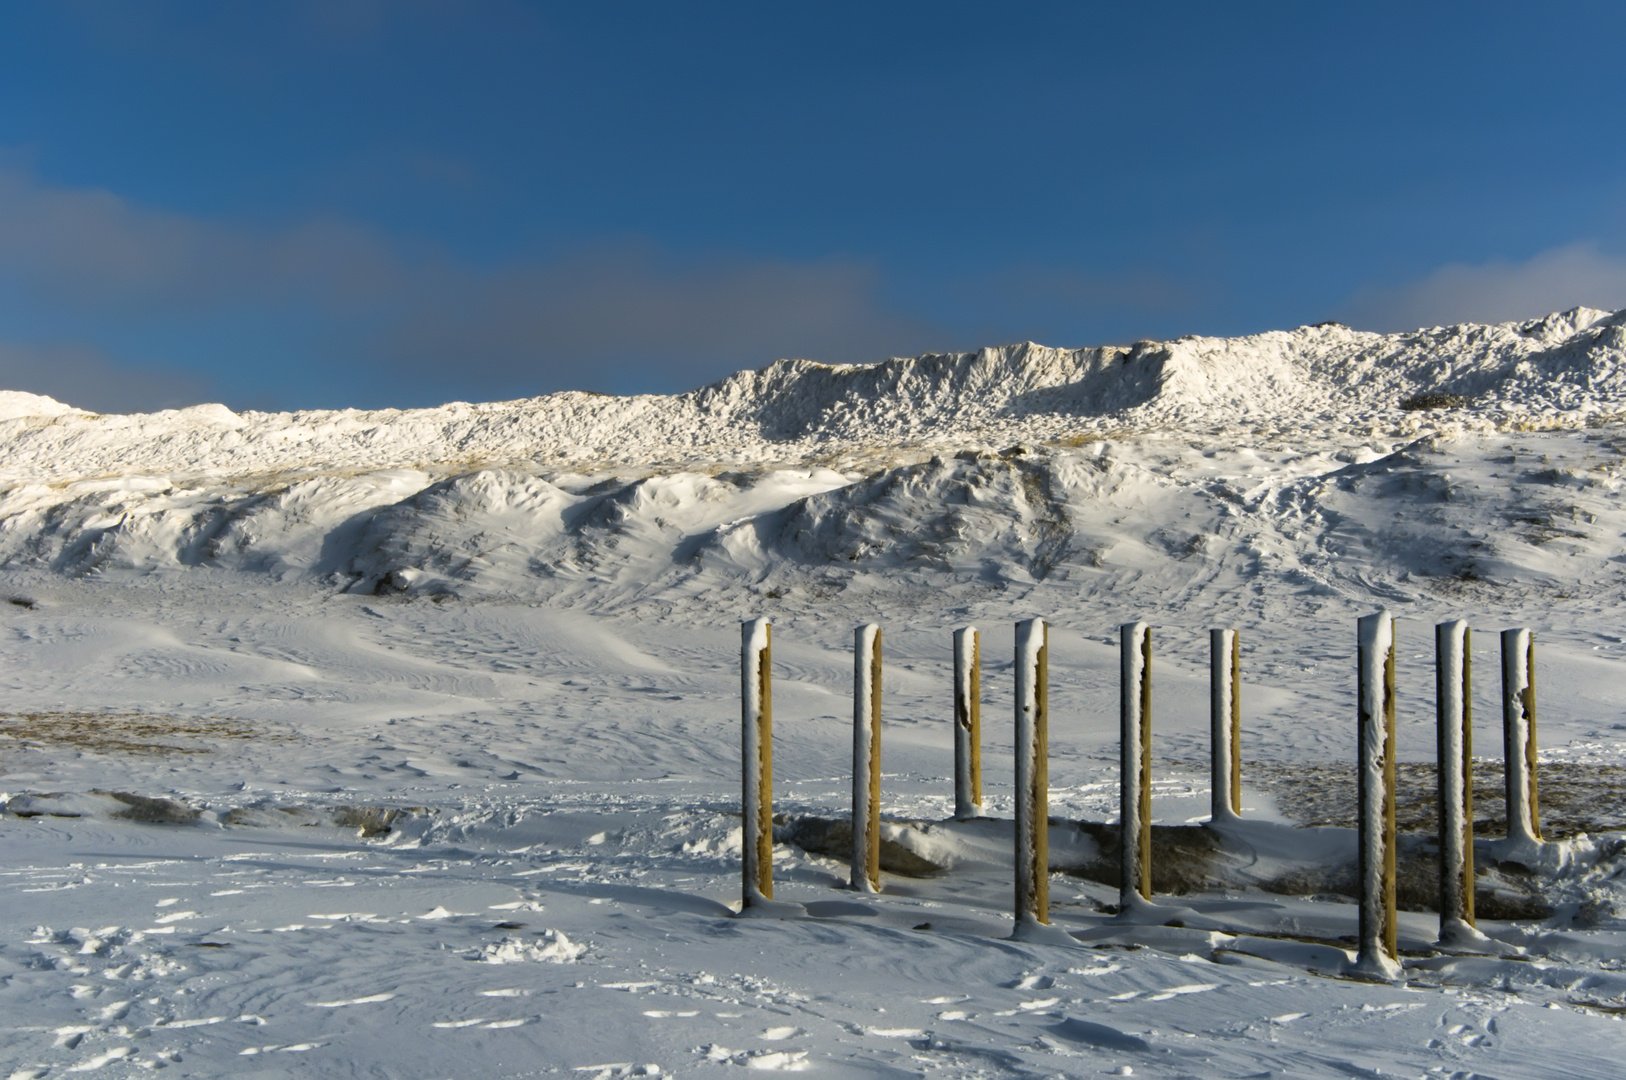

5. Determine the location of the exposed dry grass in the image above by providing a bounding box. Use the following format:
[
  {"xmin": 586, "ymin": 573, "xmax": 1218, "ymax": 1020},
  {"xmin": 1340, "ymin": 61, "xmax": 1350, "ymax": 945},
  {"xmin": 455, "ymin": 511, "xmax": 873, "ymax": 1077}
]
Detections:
[
  {"xmin": 1248, "ymin": 760, "xmax": 1626, "ymax": 838},
  {"xmin": 0, "ymin": 711, "xmax": 255, "ymax": 758}
]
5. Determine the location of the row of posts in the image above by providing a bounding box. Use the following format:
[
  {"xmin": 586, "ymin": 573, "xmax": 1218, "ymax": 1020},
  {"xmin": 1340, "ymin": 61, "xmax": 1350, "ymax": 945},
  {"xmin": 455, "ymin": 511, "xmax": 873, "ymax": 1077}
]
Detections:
[{"xmin": 741, "ymin": 614, "xmax": 1542, "ymax": 971}]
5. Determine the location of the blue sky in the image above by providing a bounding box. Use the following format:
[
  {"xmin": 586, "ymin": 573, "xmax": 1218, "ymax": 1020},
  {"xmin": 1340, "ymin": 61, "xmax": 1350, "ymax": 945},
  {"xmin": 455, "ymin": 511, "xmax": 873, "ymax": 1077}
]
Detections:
[{"xmin": 2, "ymin": 1, "xmax": 1625, "ymax": 413}]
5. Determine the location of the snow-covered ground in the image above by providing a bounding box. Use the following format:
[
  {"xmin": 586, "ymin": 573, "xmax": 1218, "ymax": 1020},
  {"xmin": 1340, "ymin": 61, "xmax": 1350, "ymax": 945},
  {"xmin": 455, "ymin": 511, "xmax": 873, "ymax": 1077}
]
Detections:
[{"xmin": 4, "ymin": 308, "xmax": 1626, "ymax": 1077}]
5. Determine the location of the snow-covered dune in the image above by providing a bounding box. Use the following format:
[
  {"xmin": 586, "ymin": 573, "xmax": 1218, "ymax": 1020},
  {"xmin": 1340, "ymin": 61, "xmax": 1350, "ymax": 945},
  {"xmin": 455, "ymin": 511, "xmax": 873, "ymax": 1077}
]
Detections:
[
  {"xmin": 3, "ymin": 308, "xmax": 1625, "ymax": 617},
  {"xmin": 5, "ymin": 310, "xmax": 1626, "ymax": 1078},
  {"xmin": 2, "ymin": 307, "xmax": 1623, "ymax": 485}
]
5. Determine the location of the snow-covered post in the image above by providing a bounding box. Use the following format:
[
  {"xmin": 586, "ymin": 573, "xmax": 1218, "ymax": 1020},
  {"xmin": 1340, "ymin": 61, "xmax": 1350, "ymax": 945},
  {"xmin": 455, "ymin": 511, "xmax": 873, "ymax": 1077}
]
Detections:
[
  {"xmin": 1355, "ymin": 611, "xmax": 1401, "ymax": 978},
  {"xmin": 741, "ymin": 618, "xmax": 775, "ymax": 907},
  {"xmin": 1210, "ymin": 628, "xmax": 1242, "ymax": 823},
  {"xmin": 852, "ymin": 624, "xmax": 883, "ymax": 893},
  {"xmin": 953, "ymin": 626, "xmax": 983, "ymax": 820},
  {"xmin": 1120, "ymin": 622, "xmax": 1153, "ymax": 908},
  {"xmin": 1013, "ymin": 618, "xmax": 1050, "ymax": 926},
  {"xmin": 1501, "ymin": 628, "xmax": 1542, "ymax": 848},
  {"xmin": 1436, "ymin": 620, "xmax": 1476, "ymax": 940}
]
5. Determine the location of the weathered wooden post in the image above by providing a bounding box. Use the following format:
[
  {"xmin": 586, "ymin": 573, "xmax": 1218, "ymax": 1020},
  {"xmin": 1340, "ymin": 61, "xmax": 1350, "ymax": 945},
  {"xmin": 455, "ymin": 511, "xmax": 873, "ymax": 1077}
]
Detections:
[
  {"xmin": 1436, "ymin": 620, "xmax": 1477, "ymax": 942},
  {"xmin": 1355, "ymin": 611, "xmax": 1401, "ymax": 978},
  {"xmin": 852, "ymin": 623, "xmax": 883, "ymax": 893},
  {"xmin": 1501, "ymin": 628, "xmax": 1541, "ymax": 850},
  {"xmin": 741, "ymin": 617, "xmax": 774, "ymax": 907},
  {"xmin": 953, "ymin": 626, "xmax": 983, "ymax": 820},
  {"xmin": 1210, "ymin": 628, "xmax": 1242, "ymax": 824},
  {"xmin": 1120, "ymin": 622, "xmax": 1153, "ymax": 910},
  {"xmin": 1013, "ymin": 618, "xmax": 1049, "ymax": 926}
]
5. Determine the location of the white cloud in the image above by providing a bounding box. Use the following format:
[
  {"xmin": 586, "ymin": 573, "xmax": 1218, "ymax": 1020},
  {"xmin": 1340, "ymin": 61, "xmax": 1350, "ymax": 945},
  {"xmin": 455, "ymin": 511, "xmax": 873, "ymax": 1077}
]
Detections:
[
  {"xmin": 0, "ymin": 166, "xmax": 408, "ymax": 310},
  {"xmin": 1339, "ymin": 241, "xmax": 1626, "ymax": 331}
]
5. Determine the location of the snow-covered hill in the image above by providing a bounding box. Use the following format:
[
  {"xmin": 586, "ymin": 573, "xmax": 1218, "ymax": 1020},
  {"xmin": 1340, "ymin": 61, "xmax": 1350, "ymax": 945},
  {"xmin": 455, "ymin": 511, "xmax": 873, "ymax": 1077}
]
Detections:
[
  {"xmin": 2, "ymin": 308, "xmax": 1625, "ymax": 622},
  {"xmin": 2, "ymin": 306, "xmax": 1623, "ymax": 483},
  {"xmin": 5, "ymin": 310, "xmax": 1626, "ymax": 1078}
]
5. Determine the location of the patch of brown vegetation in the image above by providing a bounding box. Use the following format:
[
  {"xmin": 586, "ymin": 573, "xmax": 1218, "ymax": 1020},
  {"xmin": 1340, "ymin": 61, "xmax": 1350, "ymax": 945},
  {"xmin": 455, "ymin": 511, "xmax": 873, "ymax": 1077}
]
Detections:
[
  {"xmin": 96, "ymin": 790, "xmax": 202, "ymax": 824},
  {"xmin": 775, "ymin": 815, "xmax": 945, "ymax": 877},
  {"xmin": 1249, "ymin": 760, "xmax": 1626, "ymax": 839},
  {"xmin": 0, "ymin": 711, "xmax": 255, "ymax": 758},
  {"xmin": 1060, "ymin": 822, "xmax": 1221, "ymax": 895}
]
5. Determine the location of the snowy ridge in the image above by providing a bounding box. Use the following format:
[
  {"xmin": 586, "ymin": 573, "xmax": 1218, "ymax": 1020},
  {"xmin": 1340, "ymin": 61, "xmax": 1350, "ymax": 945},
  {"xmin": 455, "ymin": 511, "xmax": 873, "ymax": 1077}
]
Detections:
[
  {"xmin": 2, "ymin": 307, "xmax": 1624, "ymax": 485},
  {"xmin": 4, "ymin": 307, "xmax": 1626, "ymax": 605}
]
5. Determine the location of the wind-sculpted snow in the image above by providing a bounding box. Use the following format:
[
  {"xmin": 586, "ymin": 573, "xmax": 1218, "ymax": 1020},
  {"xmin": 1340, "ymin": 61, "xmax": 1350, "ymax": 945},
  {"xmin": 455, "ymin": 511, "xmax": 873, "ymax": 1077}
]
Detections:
[
  {"xmin": 3, "ymin": 307, "xmax": 1626, "ymax": 488},
  {"xmin": 5, "ymin": 306, "xmax": 1626, "ymax": 606},
  {"xmin": 703, "ymin": 451, "xmax": 1072, "ymax": 585},
  {"xmin": 8, "ymin": 310, "xmax": 1626, "ymax": 1079}
]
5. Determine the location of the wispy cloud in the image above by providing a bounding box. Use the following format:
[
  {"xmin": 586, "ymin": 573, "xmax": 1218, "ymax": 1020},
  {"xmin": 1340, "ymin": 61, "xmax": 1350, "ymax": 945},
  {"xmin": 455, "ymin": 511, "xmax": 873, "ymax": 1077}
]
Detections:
[
  {"xmin": 1339, "ymin": 242, "xmax": 1626, "ymax": 331},
  {"xmin": 376, "ymin": 243, "xmax": 940, "ymax": 394},
  {"xmin": 0, "ymin": 166, "xmax": 409, "ymax": 309},
  {"xmin": 0, "ymin": 166, "xmax": 944, "ymax": 408}
]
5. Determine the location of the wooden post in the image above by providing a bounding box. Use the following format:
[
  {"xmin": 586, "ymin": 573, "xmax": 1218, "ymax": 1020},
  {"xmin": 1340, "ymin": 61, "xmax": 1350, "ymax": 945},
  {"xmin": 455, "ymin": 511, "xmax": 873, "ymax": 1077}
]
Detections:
[
  {"xmin": 741, "ymin": 617, "xmax": 774, "ymax": 907},
  {"xmin": 1014, "ymin": 618, "xmax": 1049, "ymax": 926},
  {"xmin": 1502, "ymin": 629, "xmax": 1541, "ymax": 848},
  {"xmin": 852, "ymin": 623, "xmax": 883, "ymax": 893},
  {"xmin": 1210, "ymin": 628, "xmax": 1242, "ymax": 823},
  {"xmin": 1436, "ymin": 620, "xmax": 1476, "ymax": 942},
  {"xmin": 1355, "ymin": 611, "xmax": 1401, "ymax": 978},
  {"xmin": 1120, "ymin": 622, "xmax": 1153, "ymax": 909},
  {"xmin": 953, "ymin": 626, "xmax": 983, "ymax": 820}
]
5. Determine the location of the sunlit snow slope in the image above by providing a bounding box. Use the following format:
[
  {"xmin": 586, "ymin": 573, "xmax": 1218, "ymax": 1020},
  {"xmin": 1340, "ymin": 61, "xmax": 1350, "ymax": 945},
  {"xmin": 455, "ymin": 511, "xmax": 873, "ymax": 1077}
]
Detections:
[
  {"xmin": 3, "ymin": 307, "xmax": 1625, "ymax": 620},
  {"xmin": 7, "ymin": 309, "xmax": 1626, "ymax": 1079}
]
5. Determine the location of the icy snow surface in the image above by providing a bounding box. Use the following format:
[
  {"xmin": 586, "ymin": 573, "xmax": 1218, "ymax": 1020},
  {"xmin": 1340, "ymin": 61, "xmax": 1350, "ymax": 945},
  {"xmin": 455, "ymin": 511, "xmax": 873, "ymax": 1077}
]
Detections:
[{"xmin": 5, "ymin": 309, "xmax": 1626, "ymax": 1076}]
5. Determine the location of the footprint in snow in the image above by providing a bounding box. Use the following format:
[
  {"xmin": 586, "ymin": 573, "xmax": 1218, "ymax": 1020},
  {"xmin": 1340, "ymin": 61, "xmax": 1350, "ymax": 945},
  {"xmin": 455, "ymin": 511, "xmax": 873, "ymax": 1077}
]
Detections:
[
  {"xmin": 1145, "ymin": 982, "xmax": 1218, "ymax": 1001},
  {"xmin": 63, "ymin": 1046, "xmax": 134, "ymax": 1070},
  {"xmin": 152, "ymin": 910, "xmax": 199, "ymax": 924},
  {"xmin": 95, "ymin": 1000, "xmax": 131, "ymax": 1021},
  {"xmin": 1007, "ymin": 973, "xmax": 1054, "ymax": 990},
  {"xmin": 701, "ymin": 1046, "xmax": 808, "ymax": 1071},
  {"xmin": 306, "ymin": 992, "xmax": 396, "ymax": 1008}
]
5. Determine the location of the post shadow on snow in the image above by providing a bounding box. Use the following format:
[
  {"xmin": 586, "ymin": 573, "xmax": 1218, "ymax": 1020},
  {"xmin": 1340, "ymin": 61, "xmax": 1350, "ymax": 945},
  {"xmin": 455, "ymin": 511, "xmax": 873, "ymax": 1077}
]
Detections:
[
  {"xmin": 772, "ymin": 807, "xmax": 1567, "ymax": 934},
  {"xmin": 528, "ymin": 878, "xmax": 737, "ymax": 919}
]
